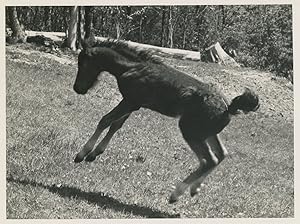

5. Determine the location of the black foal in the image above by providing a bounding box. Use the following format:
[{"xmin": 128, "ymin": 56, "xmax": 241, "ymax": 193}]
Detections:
[{"xmin": 73, "ymin": 40, "xmax": 260, "ymax": 203}]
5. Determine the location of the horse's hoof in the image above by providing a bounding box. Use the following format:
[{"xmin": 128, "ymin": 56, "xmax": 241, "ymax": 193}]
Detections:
[
  {"xmin": 85, "ymin": 154, "xmax": 96, "ymax": 162},
  {"xmin": 74, "ymin": 155, "xmax": 84, "ymax": 163},
  {"xmin": 190, "ymin": 187, "xmax": 200, "ymax": 197},
  {"xmin": 168, "ymin": 195, "xmax": 178, "ymax": 204},
  {"xmin": 190, "ymin": 191, "xmax": 197, "ymax": 197}
]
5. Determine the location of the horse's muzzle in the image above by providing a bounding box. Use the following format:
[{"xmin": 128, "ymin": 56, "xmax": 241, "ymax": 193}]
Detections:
[{"xmin": 73, "ymin": 84, "xmax": 87, "ymax": 95}]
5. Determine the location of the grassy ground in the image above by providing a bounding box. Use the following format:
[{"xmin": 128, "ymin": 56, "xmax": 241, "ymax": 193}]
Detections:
[{"xmin": 6, "ymin": 43, "xmax": 294, "ymax": 218}]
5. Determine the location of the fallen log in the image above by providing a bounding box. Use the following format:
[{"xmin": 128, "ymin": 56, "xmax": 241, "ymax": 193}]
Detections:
[{"xmin": 24, "ymin": 31, "xmax": 201, "ymax": 61}]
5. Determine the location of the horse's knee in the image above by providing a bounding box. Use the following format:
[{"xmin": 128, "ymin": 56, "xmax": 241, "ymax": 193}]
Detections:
[
  {"xmin": 206, "ymin": 135, "xmax": 228, "ymax": 163},
  {"xmin": 97, "ymin": 117, "xmax": 110, "ymax": 129},
  {"xmin": 110, "ymin": 120, "xmax": 124, "ymax": 130}
]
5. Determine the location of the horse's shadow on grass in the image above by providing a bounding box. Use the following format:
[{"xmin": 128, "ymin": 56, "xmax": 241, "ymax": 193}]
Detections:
[{"xmin": 7, "ymin": 175, "xmax": 180, "ymax": 218}]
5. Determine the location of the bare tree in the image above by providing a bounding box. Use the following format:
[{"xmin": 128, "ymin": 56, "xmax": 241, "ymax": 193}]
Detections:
[
  {"xmin": 167, "ymin": 6, "xmax": 174, "ymax": 48},
  {"xmin": 84, "ymin": 6, "xmax": 94, "ymax": 40},
  {"xmin": 194, "ymin": 5, "xmax": 208, "ymax": 51},
  {"xmin": 77, "ymin": 6, "xmax": 85, "ymax": 49},
  {"xmin": 66, "ymin": 6, "xmax": 78, "ymax": 50},
  {"xmin": 115, "ymin": 7, "xmax": 121, "ymax": 39},
  {"xmin": 7, "ymin": 6, "xmax": 26, "ymax": 43},
  {"xmin": 166, "ymin": 6, "xmax": 181, "ymax": 48},
  {"xmin": 160, "ymin": 7, "xmax": 166, "ymax": 47},
  {"xmin": 44, "ymin": 6, "xmax": 52, "ymax": 31}
]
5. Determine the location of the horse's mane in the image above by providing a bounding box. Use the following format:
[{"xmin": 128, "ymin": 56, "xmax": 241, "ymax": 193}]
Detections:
[{"xmin": 92, "ymin": 39, "xmax": 163, "ymax": 64}]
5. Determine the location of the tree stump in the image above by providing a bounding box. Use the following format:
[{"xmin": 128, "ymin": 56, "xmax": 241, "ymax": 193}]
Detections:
[{"xmin": 204, "ymin": 42, "xmax": 240, "ymax": 67}]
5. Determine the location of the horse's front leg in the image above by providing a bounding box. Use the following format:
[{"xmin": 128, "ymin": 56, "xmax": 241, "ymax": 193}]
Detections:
[
  {"xmin": 74, "ymin": 99, "xmax": 135, "ymax": 163},
  {"xmin": 85, "ymin": 114, "xmax": 130, "ymax": 162}
]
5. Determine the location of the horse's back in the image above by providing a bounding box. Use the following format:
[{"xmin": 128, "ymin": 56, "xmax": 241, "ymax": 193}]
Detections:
[{"xmin": 117, "ymin": 62, "xmax": 227, "ymax": 118}]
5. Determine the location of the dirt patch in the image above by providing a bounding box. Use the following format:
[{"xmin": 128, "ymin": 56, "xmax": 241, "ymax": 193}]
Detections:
[{"xmin": 6, "ymin": 44, "xmax": 76, "ymax": 66}]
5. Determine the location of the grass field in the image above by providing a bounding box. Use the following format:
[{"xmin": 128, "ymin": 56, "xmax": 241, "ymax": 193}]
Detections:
[{"xmin": 6, "ymin": 43, "xmax": 294, "ymax": 218}]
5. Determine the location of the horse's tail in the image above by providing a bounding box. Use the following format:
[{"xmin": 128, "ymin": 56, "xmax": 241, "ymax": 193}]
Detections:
[{"xmin": 228, "ymin": 88, "xmax": 260, "ymax": 115}]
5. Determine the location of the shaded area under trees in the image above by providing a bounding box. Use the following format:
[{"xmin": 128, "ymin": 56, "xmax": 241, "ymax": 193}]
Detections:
[{"xmin": 5, "ymin": 5, "xmax": 293, "ymax": 80}]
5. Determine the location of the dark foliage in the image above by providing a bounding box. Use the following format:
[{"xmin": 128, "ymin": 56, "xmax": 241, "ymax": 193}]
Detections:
[{"xmin": 6, "ymin": 5, "xmax": 293, "ymax": 80}]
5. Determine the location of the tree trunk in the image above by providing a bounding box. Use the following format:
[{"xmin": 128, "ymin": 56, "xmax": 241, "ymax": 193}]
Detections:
[
  {"xmin": 182, "ymin": 29, "xmax": 186, "ymax": 49},
  {"xmin": 194, "ymin": 5, "xmax": 208, "ymax": 51},
  {"xmin": 221, "ymin": 5, "xmax": 226, "ymax": 29},
  {"xmin": 67, "ymin": 6, "xmax": 78, "ymax": 51},
  {"xmin": 182, "ymin": 13, "xmax": 189, "ymax": 49},
  {"xmin": 63, "ymin": 7, "xmax": 69, "ymax": 36},
  {"xmin": 160, "ymin": 7, "xmax": 166, "ymax": 47},
  {"xmin": 139, "ymin": 15, "xmax": 143, "ymax": 43},
  {"xmin": 100, "ymin": 11, "xmax": 104, "ymax": 36},
  {"xmin": 84, "ymin": 6, "xmax": 93, "ymax": 39},
  {"xmin": 167, "ymin": 6, "xmax": 174, "ymax": 48},
  {"xmin": 98, "ymin": 8, "xmax": 107, "ymax": 36},
  {"xmin": 77, "ymin": 6, "xmax": 85, "ymax": 49},
  {"xmin": 44, "ymin": 6, "xmax": 52, "ymax": 31},
  {"xmin": 7, "ymin": 6, "xmax": 26, "ymax": 43},
  {"xmin": 116, "ymin": 22, "xmax": 121, "ymax": 39},
  {"xmin": 115, "ymin": 7, "xmax": 121, "ymax": 39}
]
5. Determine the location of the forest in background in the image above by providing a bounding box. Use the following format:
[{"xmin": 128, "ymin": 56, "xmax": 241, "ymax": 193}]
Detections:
[{"xmin": 6, "ymin": 5, "xmax": 293, "ymax": 80}]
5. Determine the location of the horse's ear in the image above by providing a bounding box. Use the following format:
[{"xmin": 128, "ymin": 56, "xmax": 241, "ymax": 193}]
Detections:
[{"xmin": 82, "ymin": 36, "xmax": 96, "ymax": 49}]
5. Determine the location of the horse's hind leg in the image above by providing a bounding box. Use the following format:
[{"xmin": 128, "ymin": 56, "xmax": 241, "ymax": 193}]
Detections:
[
  {"xmin": 189, "ymin": 135, "xmax": 228, "ymax": 197},
  {"xmin": 169, "ymin": 139, "xmax": 219, "ymax": 203},
  {"xmin": 207, "ymin": 135, "xmax": 228, "ymax": 160},
  {"xmin": 85, "ymin": 114, "xmax": 130, "ymax": 162},
  {"xmin": 74, "ymin": 99, "xmax": 136, "ymax": 163},
  {"xmin": 169, "ymin": 117, "xmax": 219, "ymax": 203}
]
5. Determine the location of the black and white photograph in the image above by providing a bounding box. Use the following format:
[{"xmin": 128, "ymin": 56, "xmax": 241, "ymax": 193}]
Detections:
[{"xmin": 3, "ymin": 1, "xmax": 298, "ymax": 222}]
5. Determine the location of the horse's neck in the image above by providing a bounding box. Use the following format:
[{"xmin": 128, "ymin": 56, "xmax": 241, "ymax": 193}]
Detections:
[{"xmin": 102, "ymin": 49, "xmax": 139, "ymax": 78}]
